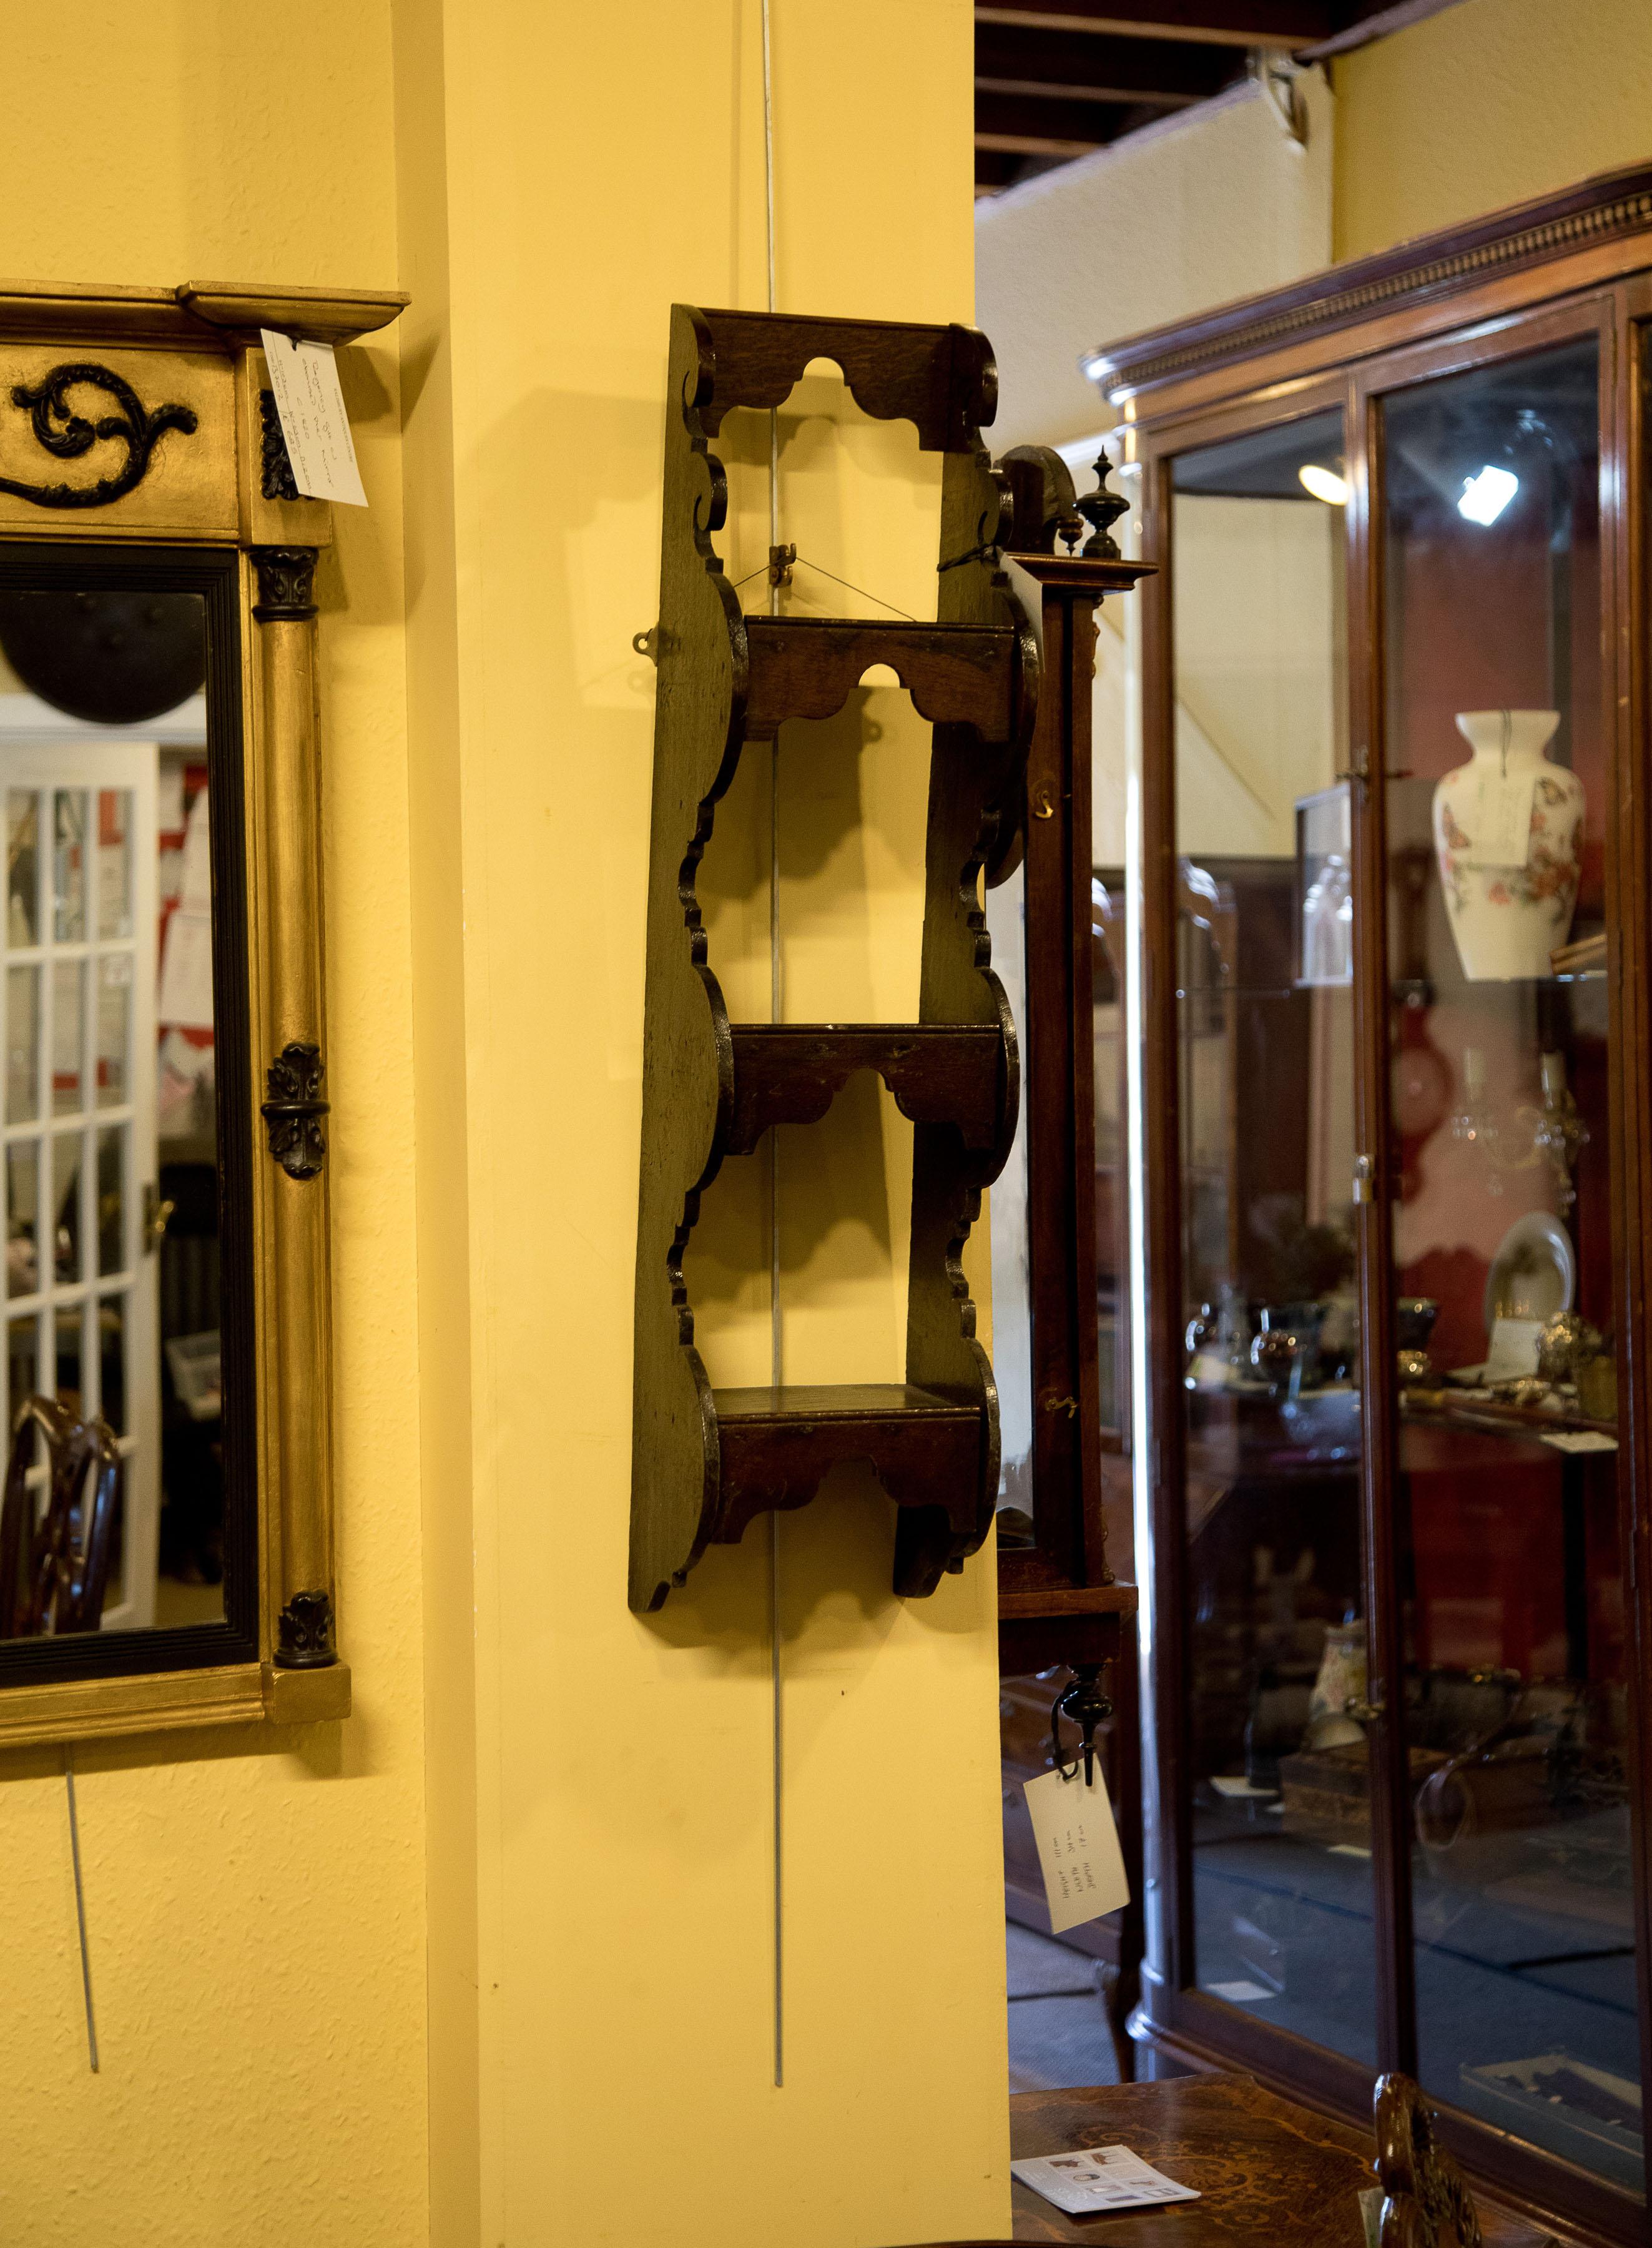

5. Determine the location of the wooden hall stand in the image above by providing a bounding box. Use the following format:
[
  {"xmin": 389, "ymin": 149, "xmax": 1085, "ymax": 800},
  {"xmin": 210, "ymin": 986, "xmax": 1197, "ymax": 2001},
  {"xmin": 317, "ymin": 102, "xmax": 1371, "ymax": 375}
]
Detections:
[{"xmin": 987, "ymin": 447, "xmax": 1150, "ymax": 2080}]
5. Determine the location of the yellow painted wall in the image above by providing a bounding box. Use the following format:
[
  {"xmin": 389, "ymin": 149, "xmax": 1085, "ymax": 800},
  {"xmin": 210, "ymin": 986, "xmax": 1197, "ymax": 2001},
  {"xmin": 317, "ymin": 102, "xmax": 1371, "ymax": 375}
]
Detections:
[
  {"xmin": 0, "ymin": 8, "xmax": 428, "ymax": 2248},
  {"xmin": 1334, "ymin": 0, "xmax": 1652, "ymax": 261},
  {"xmin": 397, "ymin": 4, "xmax": 1010, "ymax": 2242},
  {"xmin": 1, "ymin": 8, "xmax": 1011, "ymax": 2243}
]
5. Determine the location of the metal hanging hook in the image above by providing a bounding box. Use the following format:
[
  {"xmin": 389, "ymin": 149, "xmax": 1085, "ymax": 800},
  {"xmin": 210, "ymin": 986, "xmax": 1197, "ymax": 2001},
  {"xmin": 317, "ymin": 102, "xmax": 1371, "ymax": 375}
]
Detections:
[{"xmin": 1049, "ymin": 1660, "xmax": 1113, "ymax": 1788}]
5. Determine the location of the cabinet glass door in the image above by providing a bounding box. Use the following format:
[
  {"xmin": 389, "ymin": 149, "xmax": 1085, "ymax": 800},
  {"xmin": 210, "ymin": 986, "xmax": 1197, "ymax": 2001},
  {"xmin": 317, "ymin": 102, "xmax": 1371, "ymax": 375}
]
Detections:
[
  {"xmin": 1379, "ymin": 332, "xmax": 1644, "ymax": 2198},
  {"xmin": 1169, "ymin": 407, "xmax": 1378, "ymax": 2063}
]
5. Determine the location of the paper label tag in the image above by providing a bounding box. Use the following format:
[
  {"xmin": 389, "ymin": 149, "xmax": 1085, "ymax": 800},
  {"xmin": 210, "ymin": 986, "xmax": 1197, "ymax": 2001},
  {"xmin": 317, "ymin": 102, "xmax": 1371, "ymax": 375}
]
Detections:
[
  {"xmin": 1011, "ymin": 2145, "xmax": 1200, "ymax": 2214},
  {"xmin": 1542, "ymin": 1429, "xmax": 1618, "ymax": 1454},
  {"xmin": 1470, "ymin": 769, "xmax": 1535, "ymax": 867},
  {"xmin": 260, "ymin": 330, "xmax": 366, "ymax": 506},
  {"xmin": 1483, "ymin": 1314, "xmax": 1544, "ymax": 1381},
  {"xmin": 1022, "ymin": 1763, "xmax": 1129, "ymax": 1933}
]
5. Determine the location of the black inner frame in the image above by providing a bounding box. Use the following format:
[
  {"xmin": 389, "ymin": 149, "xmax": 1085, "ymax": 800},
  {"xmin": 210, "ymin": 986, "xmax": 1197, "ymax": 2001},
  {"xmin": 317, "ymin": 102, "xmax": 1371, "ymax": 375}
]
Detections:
[{"xmin": 0, "ymin": 541, "xmax": 258, "ymax": 1686}]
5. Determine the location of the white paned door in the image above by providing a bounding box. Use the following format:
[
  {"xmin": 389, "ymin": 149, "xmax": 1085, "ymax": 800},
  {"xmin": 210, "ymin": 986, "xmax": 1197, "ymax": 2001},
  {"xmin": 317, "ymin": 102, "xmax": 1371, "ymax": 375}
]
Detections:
[{"xmin": 4, "ymin": 742, "xmax": 160, "ymax": 1629}]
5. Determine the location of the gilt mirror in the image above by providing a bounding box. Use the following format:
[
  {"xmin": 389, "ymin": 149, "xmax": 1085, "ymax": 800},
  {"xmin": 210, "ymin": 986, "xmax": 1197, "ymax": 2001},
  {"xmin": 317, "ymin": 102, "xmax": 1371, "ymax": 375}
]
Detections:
[
  {"xmin": 0, "ymin": 279, "xmax": 404, "ymax": 1744},
  {"xmin": 0, "ymin": 548, "xmax": 255, "ymax": 1682}
]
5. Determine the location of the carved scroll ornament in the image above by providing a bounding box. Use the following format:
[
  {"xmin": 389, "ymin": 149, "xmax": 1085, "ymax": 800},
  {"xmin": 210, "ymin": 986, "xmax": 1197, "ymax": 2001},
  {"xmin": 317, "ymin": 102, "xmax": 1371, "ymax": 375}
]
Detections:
[{"xmin": 0, "ymin": 363, "xmax": 198, "ymax": 508}]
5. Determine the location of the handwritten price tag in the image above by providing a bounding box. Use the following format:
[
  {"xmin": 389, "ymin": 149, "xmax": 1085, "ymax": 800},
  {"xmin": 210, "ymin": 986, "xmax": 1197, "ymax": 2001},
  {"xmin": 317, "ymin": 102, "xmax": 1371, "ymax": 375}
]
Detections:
[
  {"xmin": 260, "ymin": 329, "xmax": 366, "ymax": 506},
  {"xmin": 1023, "ymin": 1763, "xmax": 1129, "ymax": 1934},
  {"xmin": 1470, "ymin": 769, "xmax": 1535, "ymax": 867}
]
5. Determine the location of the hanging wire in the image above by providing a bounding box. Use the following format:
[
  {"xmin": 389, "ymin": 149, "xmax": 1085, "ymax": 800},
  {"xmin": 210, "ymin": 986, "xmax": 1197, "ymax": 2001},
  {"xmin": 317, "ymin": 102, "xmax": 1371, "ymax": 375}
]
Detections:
[
  {"xmin": 738, "ymin": 553, "xmax": 915, "ymax": 623},
  {"xmin": 789, "ymin": 557, "xmax": 915, "ymax": 621},
  {"xmin": 761, "ymin": 0, "xmax": 785, "ymax": 2098},
  {"xmin": 65, "ymin": 1748, "xmax": 99, "ymax": 2072}
]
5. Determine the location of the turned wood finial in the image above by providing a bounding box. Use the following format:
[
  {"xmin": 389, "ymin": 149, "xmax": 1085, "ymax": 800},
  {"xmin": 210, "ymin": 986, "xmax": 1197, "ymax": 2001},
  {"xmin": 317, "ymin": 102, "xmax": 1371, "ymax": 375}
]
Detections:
[{"xmin": 1074, "ymin": 456, "xmax": 1129, "ymax": 560}]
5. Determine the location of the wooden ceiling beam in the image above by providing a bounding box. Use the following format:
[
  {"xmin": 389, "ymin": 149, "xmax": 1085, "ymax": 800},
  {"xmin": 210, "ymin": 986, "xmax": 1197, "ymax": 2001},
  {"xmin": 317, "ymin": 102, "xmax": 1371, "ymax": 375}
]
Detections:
[
  {"xmin": 976, "ymin": 22, "xmax": 1239, "ymax": 97},
  {"xmin": 976, "ymin": 71, "xmax": 1202, "ymax": 107},
  {"xmin": 976, "ymin": 130, "xmax": 1111, "ymax": 157},
  {"xmin": 976, "ymin": 89, "xmax": 1140, "ymax": 147},
  {"xmin": 975, "ymin": 1, "xmax": 1333, "ymax": 49}
]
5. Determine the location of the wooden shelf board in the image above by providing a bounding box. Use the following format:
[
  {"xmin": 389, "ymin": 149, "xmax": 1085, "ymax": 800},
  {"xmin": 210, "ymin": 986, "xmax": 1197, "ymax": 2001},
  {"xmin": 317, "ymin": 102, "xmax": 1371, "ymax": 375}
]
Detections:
[
  {"xmin": 743, "ymin": 615, "xmax": 1018, "ymax": 737},
  {"xmin": 998, "ymin": 1582, "xmax": 1139, "ymax": 1619},
  {"xmin": 727, "ymin": 1021, "xmax": 1006, "ymax": 1153},
  {"xmin": 715, "ymin": 1381, "xmax": 978, "ymax": 1427}
]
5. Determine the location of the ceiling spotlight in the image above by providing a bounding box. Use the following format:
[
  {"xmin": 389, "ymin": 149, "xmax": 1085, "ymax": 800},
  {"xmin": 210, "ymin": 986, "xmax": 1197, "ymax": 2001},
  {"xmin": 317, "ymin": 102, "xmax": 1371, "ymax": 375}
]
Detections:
[
  {"xmin": 1458, "ymin": 465, "xmax": 1519, "ymax": 525},
  {"xmin": 1298, "ymin": 463, "xmax": 1349, "ymax": 506}
]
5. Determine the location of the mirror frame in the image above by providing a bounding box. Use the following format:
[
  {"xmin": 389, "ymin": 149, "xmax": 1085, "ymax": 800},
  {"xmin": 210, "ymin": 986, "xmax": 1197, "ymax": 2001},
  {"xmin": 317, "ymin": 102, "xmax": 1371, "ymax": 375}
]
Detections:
[{"xmin": 0, "ymin": 277, "xmax": 405, "ymax": 1745}]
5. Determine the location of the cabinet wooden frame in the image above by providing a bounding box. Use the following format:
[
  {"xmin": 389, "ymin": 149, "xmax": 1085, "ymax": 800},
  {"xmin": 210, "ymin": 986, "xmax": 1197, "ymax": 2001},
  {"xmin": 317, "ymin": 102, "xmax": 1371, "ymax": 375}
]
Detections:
[
  {"xmin": 1098, "ymin": 166, "xmax": 1652, "ymax": 2245},
  {"xmin": 0, "ymin": 279, "xmax": 405, "ymax": 1748}
]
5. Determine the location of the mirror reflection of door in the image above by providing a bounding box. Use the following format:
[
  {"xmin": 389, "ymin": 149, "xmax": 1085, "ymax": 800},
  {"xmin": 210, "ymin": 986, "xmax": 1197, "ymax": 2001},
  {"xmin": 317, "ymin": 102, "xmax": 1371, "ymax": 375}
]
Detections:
[{"xmin": 0, "ymin": 589, "xmax": 221, "ymax": 1637}]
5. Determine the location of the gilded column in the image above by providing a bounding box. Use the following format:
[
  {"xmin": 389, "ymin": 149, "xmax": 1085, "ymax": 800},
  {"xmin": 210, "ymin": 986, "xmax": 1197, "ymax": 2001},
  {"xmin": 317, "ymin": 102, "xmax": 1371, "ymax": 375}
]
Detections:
[{"xmin": 251, "ymin": 546, "xmax": 337, "ymax": 1668}]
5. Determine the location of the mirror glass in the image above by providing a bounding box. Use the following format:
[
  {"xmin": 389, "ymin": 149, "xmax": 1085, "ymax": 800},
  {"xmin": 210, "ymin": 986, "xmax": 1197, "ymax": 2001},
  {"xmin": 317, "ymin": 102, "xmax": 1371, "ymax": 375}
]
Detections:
[{"xmin": 0, "ymin": 574, "xmax": 243, "ymax": 1653}]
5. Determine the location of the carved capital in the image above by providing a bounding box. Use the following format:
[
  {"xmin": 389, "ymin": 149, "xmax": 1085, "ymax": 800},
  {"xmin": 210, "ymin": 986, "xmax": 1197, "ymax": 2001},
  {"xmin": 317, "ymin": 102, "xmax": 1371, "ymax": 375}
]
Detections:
[
  {"xmin": 251, "ymin": 545, "xmax": 318, "ymax": 623},
  {"xmin": 261, "ymin": 1040, "xmax": 329, "ymax": 1180},
  {"xmin": 258, "ymin": 390, "xmax": 300, "ymax": 502},
  {"xmin": 274, "ymin": 1589, "xmax": 336, "ymax": 1669}
]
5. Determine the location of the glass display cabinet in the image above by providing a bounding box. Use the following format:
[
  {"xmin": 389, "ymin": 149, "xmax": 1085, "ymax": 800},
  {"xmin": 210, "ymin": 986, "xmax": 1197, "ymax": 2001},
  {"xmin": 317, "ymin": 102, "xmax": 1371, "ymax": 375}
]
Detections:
[{"xmin": 1090, "ymin": 165, "xmax": 1652, "ymax": 2240}]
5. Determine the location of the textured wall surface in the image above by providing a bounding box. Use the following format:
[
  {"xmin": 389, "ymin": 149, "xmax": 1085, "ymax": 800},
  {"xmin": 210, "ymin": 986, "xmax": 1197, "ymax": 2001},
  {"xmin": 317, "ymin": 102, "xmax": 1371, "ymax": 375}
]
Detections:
[
  {"xmin": 1334, "ymin": 0, "xmax": 1652, "ymax": 261},
  {"xmin": 975, "ymin": 76, "xmax": 1334, "ymax": 453},
  {"xmin": 396, "ymin": 3, "xmax": 1012, "ymax": 2244},
  {"xmin": 0, "ymin": 9, "xmax": 428, "ymax": 2246}
]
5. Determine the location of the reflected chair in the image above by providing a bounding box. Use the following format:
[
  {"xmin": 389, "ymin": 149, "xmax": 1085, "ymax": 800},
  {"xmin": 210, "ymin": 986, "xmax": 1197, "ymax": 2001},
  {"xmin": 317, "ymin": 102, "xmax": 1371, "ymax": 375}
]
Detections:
[
  {"xmin": 0, "ymin": 1394, "xmax": 122, "ymax": 1637},
  {"xmin": 1374, "ymin": 2072, "xmax": 1483, "ymax": 2247}
]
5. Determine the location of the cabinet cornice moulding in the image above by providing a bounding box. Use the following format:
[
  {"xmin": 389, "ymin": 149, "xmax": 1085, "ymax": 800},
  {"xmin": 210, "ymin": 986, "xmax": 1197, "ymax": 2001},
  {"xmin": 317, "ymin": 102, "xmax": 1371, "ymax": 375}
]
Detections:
[{"xmin": 1085, "ymin": 160, "xmax": 1652, "ymax": 408}]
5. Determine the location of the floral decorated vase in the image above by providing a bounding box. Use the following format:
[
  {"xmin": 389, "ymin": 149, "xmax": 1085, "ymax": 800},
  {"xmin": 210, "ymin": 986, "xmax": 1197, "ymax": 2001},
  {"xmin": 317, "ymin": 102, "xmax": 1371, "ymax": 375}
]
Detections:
[{"xmin": 1432, "ymin": 709, "xmax": 1583, "ymax": 981}]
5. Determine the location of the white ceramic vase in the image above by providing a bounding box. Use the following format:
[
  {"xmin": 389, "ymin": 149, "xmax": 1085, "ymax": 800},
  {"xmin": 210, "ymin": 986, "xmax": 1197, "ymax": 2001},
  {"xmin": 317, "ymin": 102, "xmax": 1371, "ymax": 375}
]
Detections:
[{"xmin": 1432, "ymin": 709, "xmax": 1583, "ymax": 982}]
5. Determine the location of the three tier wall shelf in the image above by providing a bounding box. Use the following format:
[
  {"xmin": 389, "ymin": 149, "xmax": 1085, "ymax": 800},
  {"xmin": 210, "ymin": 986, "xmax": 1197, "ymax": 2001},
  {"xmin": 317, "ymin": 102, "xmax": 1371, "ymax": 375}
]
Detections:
[{"xmin": 628, "ymin": 305, "xmax": 1144, "ymax": 1615}]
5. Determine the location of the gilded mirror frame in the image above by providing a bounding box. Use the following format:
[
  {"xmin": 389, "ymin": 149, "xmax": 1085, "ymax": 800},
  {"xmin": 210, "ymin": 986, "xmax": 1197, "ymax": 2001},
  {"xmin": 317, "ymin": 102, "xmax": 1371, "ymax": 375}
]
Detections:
[{"xmin": 0, "ymin": 277, "xmax": 405, "ymax": 1746}]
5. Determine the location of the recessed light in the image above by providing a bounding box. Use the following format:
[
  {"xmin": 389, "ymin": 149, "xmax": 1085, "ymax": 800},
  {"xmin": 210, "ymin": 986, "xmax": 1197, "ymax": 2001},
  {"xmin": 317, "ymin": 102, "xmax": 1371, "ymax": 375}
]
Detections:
[{"xmin": 1298, "ymin": 463, "xmax": 1348, "ymax": 506}]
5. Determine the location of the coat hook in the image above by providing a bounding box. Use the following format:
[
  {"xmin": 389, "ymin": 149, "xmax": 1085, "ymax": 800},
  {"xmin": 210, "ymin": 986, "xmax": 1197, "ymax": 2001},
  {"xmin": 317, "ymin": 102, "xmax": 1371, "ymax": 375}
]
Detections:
[{"xmin": 1050, "ymin": 1662, "xmax": 1113, "ymax": 1789}]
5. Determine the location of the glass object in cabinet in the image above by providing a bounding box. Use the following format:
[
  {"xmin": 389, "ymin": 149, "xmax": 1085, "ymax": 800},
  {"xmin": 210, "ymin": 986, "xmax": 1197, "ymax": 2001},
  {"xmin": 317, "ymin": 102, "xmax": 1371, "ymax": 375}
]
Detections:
[
  {"xmin": 1171, "ymin": 409, "xmax": 1376, "ymax": 2063},
  {"xmin": 1380, "ymin": 334, "xmax": 1642, "ymax": 2197}
]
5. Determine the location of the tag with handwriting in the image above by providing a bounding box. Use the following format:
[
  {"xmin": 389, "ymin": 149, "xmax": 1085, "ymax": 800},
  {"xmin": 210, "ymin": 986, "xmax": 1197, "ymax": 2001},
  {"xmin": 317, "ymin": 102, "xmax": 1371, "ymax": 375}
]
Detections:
[
  {"xmin": 1023, "ymin": 1763, "xmax": 1129, "ymax": 1934},
  {"xmin": 1483, "ymin": 1314, "xmax": 1543, "ymax": 1381},
  {"xmin": 260, "ymin": 330, "xmax": 367, "ymax": 506},
  {"xmin": 1470, "ymin": 770, "xmax": 1535, "ymax": 867}
]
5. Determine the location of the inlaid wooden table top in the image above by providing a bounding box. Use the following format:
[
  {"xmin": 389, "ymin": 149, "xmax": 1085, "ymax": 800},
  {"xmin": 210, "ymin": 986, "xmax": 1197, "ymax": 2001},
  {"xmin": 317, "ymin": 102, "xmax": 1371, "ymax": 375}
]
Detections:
[{"xmin": 1008, "ymin": 2073, "xmax": 1375, "ymax": 2245}]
